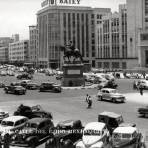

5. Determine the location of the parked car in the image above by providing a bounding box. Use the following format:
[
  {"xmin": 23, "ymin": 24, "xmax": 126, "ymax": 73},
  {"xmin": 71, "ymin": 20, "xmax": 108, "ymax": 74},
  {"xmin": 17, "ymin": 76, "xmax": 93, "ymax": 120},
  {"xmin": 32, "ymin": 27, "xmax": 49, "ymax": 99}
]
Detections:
[
  {"xmin": 19, "ymin": 80, "xmax": 31, "ymax": 88},
  {"xmin": 13, "ymin": 104, "xmax": 53, "ymax": 120},
  {"xmin": 4, "ymin": 85, "xmax": 26, "ymax": 95},
  {"xmin": 45, "ymin": 119, "xmax": 83, "ymax": 148},
  {"xmin": 16, "ymin": 73, "xmax": 33, "ymax": 80},
  {"xmin": 138, "ymin": 105, "xmax": 148, "ymax": 118},
  {"xmin": 11, "ymin": 118, "xmax": 54, "ymax": 147},
  {"xmin": 97, "ymin": 88, "xmax": 125, "ymax": 103},
  {"xmin": 133, "ymin": 79, "xmax": 148, "ymax": 90},
  {"xmin": 39, "ymin": 82, "xmax": 62, "ymax": 93},
  {"xmin": 111, "ymin": 126, "xmax": 143, "ymax": 148},
  {"xmin": 0, "ymin": 71, "xmax": 7, "ymax": 76},
  {"xmin": 26, "ymin": 82, "xmax": 39, "ymax": 90},
  {"xmin": 75, "ymin": 122, "xmax": 110, "ymax": 148},
  {"xmin": 0, "ymin": 116, "xmax": 28, "ymax": 137},
  {"xmin": 97, "ymin": 80, "xmax": 118, "ymax": 89},
  {"xmin": 98, "ymin": 111, "xmax": 136, "ymax": 134},
  {"xmin": 0, "ymin": 110, "xmax": 9, "ymax": 122}
]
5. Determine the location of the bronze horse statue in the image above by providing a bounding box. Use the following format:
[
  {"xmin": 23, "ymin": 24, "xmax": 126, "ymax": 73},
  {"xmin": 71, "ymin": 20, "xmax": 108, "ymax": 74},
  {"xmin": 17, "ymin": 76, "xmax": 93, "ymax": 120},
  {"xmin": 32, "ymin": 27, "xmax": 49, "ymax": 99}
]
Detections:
[{"xmin": 60, "ymin": 45, "xmax": 83, "ymax": 63}]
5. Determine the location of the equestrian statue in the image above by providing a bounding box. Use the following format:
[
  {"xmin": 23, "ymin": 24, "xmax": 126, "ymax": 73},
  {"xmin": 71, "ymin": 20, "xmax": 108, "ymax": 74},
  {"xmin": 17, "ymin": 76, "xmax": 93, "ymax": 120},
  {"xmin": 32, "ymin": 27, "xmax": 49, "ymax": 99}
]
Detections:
[{"xmin": 60, "ymin": 41, "xmax": 83, "ymax": 63}]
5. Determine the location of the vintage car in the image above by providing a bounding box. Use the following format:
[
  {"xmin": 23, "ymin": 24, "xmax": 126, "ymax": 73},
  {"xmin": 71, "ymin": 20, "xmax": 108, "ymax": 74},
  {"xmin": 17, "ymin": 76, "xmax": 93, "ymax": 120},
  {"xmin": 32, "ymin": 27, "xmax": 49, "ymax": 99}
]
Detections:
[
  {"xmin": 16, "ymin": 73, "xmax": 33, "ymax": 80},
  {"xmin": 13, "ymin": 104, "xmax": 53, "ymax": 120},
  {"xmin": 138, "ymin": 105, "xmax": 148, "ymax": 118},
  {"xmin": 133, "ymin": 79, "xmax": 148, "ymax": 90},
  {"xmin": 0, "ymin": 110, "xmax": 9, "ymax": 122},
  {"xmin": 19, "ymin": 80, "xmax": 32, "ymax": 88},
  {"xmin": 97, "ymin": 80, "xmax": 118, "ymax": 89},
  {"xmin": 11, "ymin": 118, "xmax": 54, "ymax": 147},
  {"xmin": 45, "ymin": 119, "xmax": 83, "ymax": 148},
  {"xmin": 111, "ymin": 126, "xmax": 143, "ymax": 148},
  {"xmin": 25, "ymin": 82, "xmax": 39, "ymax": 90},
  {"xmin": 97, "ymin": 88, "xmax": 125, "ymax": 103},
  {"xmin": 4, "ymin": 85, "xmax": 26, "ymax": 95},
  {"xmin": 75, "ymin": 122, "xmax": 110, "ymax": 148},
  {"xmin": 98, "ymin": 111, "xmax": 136, "ymax": 135},
  {"xmin": 0, "ymin": 116, "xmax": 28, "ymax": 137},
  {"xmin": 39, "ymin": 82, "xmax": 62, "ymax": 93}
]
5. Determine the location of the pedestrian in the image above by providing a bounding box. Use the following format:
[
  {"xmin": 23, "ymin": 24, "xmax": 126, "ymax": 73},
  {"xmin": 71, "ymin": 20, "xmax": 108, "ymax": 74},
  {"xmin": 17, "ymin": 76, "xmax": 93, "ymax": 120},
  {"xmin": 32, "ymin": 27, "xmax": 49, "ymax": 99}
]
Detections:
[
  {"xmin": 3, "ymin": 133, "xmax": 11, "ymax": 148},
  {"xmin": 85, "ymin": 94, "xmax": 89, "ymax": 102},
  {"xmin": 87, "ymin": 95, "xmax": 92, "ymax": 109},
  {"xmin": 139, "ymin": 85, "xmax": 144, "ymax": 96}
]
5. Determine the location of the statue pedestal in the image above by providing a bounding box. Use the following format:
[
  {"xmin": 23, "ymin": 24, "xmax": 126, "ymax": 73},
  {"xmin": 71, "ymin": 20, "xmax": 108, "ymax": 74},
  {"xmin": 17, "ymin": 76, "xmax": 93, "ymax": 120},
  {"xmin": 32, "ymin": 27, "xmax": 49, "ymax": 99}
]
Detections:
[{"xmin": 62, "ymin": 63, "xmax": 84, "ymax": 87}]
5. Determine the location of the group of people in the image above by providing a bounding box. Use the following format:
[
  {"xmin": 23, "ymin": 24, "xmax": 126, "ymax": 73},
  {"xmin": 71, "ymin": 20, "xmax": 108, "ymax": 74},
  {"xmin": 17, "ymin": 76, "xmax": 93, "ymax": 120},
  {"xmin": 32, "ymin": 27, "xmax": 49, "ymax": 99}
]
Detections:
[{"xmin": 0, "ymin": 133, "xmax": 11, "ymax": 148}]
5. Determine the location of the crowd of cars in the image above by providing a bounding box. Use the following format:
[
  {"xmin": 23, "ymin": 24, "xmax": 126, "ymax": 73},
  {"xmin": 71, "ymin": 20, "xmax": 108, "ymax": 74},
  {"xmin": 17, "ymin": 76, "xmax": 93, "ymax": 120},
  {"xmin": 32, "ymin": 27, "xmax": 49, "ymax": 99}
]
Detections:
[
  {"xmin": 0, "ymin": 65, "xmax": 147, "ymax": 147},
  {"xmin": 0, "ymin": 107, "xmax": 145, "ymax": 148}
]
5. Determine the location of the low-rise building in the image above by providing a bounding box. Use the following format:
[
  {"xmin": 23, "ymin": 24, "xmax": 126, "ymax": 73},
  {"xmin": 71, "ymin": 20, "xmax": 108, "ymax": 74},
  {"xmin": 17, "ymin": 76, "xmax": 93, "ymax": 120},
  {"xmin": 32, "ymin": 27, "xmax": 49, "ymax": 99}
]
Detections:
[
  {"xmin": 9, "ymin": 40, "xmax": 29, "ymax": 64},
  {"xmin": 0, "ymin": 47, "xmax": 9, "ymax": 63}
]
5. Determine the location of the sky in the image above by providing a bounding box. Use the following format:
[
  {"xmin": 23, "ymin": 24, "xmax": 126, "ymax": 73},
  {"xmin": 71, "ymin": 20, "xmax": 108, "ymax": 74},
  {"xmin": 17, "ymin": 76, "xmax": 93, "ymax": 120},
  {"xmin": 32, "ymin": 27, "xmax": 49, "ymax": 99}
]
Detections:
[{"xmin": 0, "ymin": 0, "xmax": 126, "ymax": 40}]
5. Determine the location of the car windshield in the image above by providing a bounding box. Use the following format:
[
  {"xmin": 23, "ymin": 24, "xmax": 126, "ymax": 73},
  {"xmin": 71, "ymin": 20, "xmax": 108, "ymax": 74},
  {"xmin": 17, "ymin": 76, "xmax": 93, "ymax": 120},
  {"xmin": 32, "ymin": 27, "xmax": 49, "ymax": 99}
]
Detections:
[
  {"xmin": 110, "ymin": 90, "xmax": 117, "ymax": 93},
  {"xmin": 25, "ymin": 123, "xmax": 38, "ymax": 128},
  {"xmin": 83, "ymin": 129, "xmax": 101, "ymax": 136},
  {"xmin": 122, "ymin": 133, "xmax": 132, "ymax": 139},
  {"xmin": 1, "ymin": 121, "xmax": 14, "ymax": 126}
]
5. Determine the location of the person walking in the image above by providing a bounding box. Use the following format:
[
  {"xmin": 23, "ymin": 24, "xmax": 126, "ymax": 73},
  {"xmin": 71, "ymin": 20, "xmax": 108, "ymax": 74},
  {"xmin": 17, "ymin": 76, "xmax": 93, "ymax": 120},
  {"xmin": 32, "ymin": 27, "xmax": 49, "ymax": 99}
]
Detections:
[
  {"xmin": 85, "ymin": 94, "xmax": 89, "ymax": 102},
  {"xmin": 86, "ymin": 95, "xmax": 92, "ymax": 109},
  {"xmin": 139, "ymin": 84, "xmax": 144, "ymax": 96}
]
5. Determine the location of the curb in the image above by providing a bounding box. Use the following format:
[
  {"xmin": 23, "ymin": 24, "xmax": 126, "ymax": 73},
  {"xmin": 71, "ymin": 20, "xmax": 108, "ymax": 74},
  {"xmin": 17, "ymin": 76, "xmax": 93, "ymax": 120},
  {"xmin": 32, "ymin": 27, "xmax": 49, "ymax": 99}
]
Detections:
[{"xmin": 62, "ymin": 84, "xmax": 98, "ymax": 90}]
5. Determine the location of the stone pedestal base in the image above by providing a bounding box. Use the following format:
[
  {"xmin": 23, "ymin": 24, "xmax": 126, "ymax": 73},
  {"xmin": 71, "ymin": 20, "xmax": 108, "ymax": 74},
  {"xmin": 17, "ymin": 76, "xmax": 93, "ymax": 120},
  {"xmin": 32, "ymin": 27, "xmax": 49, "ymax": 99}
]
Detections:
[{"xmin": 62, "ymin": 63, "xmax": 84, "ymax": 87}]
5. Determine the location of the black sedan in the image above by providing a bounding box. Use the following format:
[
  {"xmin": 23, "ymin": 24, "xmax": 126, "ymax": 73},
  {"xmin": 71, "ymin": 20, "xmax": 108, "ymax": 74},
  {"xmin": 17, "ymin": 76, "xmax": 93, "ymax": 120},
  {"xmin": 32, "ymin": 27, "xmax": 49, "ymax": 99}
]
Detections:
[
  {"xmin": 4, "ymin": 85, "xmax": 26, "ymax": 95},
  {"xmin": 39, "ymin": 82, "xmax": 62, "ymax": 93},
  {"xmin": 13, "ymin": 104, "xmax": 53, "ymax": 120}
]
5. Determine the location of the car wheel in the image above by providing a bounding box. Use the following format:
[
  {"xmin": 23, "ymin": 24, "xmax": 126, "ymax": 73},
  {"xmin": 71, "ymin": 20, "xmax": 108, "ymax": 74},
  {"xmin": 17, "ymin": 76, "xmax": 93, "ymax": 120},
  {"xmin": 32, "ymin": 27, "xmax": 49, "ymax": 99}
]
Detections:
[
  {"xmin": 98, "ymin": 96, "xmax": 102, "ymax": 101},
  {"xmin": 5, "ymin": 90, "xmax": 8, "ymax": 94},
  {"xmin": 112, "ymin": 98, "xmax": 116, "ymax": 103},
  {"xmin": 29, "ymin": 138, "xmax": 38, "ymax": 148}
]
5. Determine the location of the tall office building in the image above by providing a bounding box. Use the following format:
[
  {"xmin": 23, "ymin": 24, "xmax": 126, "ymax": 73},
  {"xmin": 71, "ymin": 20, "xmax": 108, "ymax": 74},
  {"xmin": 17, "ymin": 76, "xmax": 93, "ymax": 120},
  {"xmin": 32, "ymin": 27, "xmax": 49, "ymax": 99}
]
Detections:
[
  {"xmin": 29, "ymin": 26, "xmax": 38, "ymax": 66},
  {"xmin": 37, "ymin": 1, "xmax": 111, "ymax": 68},
  {"xmin": 127, "ymin": 0, "xmax": 148, "ymax": 67}
]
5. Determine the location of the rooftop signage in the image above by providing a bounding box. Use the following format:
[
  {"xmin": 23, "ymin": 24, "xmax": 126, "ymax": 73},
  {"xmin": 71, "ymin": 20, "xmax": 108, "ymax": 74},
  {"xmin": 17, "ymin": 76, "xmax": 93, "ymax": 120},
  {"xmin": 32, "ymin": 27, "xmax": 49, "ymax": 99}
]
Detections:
[{"xmin": 41, "ymin": 0, "xmax": 81, "ymax": 8}]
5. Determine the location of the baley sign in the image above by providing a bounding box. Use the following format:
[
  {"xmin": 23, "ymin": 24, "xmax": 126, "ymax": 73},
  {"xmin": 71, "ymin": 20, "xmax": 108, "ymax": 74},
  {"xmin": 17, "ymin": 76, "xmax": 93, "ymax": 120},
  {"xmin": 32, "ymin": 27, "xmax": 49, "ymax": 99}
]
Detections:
[{"xmin": 41, "ymin": 0, "xmax": 81, "ymax": 7}]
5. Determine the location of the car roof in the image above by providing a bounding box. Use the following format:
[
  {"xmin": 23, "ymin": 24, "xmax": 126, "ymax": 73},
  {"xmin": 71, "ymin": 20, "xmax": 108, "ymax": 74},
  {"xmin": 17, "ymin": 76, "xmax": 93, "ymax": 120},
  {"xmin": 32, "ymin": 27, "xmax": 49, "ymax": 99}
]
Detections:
[
  {"xmin": 101, "ymin": 88, "xmax": 116, "ymax": 91},
  {"xmin": 2, "ymin": 116, "xmax": 27, "ymax": 122},
  {"xmin": 113, "ymin": 127, "xmax": 137, "ymax": 134},
  {"xmin": 42, "ymin": 82, "xmax": 54, "ymax": 84},
  {"xmin": 27, "ymin": 118, "xmax": 50, "ymax": 124},
  {"xmin": 84, "ymin": 122, "xmax": 105, "ymax": 131},
  {"xmin": 99, "ymin": 111, "xmax": 121, "ymax": 118}
]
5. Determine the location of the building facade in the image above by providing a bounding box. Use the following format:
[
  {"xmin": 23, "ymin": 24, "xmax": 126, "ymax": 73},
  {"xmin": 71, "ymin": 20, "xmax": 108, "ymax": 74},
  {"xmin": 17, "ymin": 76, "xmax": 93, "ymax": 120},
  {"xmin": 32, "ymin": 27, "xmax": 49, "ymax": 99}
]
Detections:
[
  {"xmin": 37, "ymin": 3, "xmax": 111, "ymax": 68},
  {"xmin": 133, "ymin": 0, "xmax": 148, "ymax": 67},
  {"xmin": 29, "ymin": 26, "xmax": 38, "ymax": 66},
  {"xmin": 0, "ymin": 47, "xmax": 9, "ymax": 63},
  {"xmin": 9, "ymin": 40, "xmax": 29, "ymax": 63},
  {"xmin": 12, "ymin": 34, "xmax": 19, "ymax": 42},
  {"xmin": 0, "ymin": 37, "xmax": 13, "ymax": 47},
  {"xmin": 95, "ymin": 4, "xmax": 138, "ymax": 70}
]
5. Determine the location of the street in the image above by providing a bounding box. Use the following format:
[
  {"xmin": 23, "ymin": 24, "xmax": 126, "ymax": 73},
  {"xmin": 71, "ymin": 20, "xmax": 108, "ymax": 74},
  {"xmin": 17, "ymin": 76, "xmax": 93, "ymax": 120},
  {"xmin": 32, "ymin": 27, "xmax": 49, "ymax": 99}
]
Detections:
[{"xmin": 0, "ymin": 73, "xmax": 148, "ymax": 147}]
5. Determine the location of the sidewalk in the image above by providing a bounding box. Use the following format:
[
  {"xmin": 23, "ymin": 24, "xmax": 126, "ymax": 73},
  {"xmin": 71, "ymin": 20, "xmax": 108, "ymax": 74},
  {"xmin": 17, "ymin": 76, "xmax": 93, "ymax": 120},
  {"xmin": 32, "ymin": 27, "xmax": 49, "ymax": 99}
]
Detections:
[{"xmin": 125, "ymin": 92, "xmax": 148, "ymax": 104}]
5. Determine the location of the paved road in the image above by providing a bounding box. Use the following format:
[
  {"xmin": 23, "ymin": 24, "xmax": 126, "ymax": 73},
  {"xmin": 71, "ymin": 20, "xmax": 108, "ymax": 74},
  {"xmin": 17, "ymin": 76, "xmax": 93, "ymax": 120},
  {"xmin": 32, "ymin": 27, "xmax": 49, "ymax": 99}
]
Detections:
[{"xmin": 0, "ymin": 74, "xmax": 148, "ymax": 147}]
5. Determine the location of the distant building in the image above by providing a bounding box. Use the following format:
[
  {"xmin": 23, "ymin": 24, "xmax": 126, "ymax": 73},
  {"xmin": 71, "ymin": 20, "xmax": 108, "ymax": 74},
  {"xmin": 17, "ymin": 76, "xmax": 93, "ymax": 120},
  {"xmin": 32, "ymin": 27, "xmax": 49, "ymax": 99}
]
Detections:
[
  {"xmin": 0, "ymin": 47, "xmax": 9, "ymax": 63},
  {"xmin": 0, "ymin": 37, "xmax": 13, "ymax": 47},
  {"xmin": 37, "ymin": 4, "xmax": 111, "ymax": 68},
  {"xmin": 9, "ymin": 40, "xmax": 29, "ymax": 64},
  {"xmin": 29, "ymin": 26, "xmax": 38, "ymax": 66},
  {"xmin": 12, "ymin": 34, "xmax": 19, "ymax": 42}
]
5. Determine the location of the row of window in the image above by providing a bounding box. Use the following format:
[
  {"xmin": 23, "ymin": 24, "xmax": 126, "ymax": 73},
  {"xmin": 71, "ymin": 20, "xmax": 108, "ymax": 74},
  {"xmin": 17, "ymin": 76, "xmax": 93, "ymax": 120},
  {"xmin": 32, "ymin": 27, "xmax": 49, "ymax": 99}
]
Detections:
[{"xmin": 97, "ymin": 62, "xmax": 126, "ymax": 69}]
